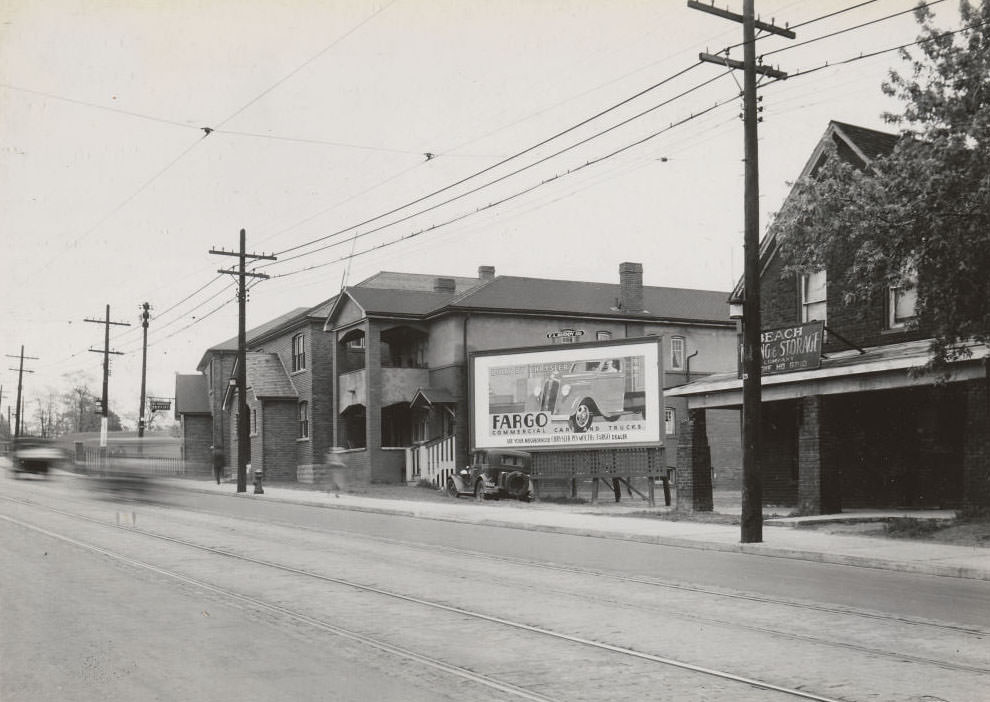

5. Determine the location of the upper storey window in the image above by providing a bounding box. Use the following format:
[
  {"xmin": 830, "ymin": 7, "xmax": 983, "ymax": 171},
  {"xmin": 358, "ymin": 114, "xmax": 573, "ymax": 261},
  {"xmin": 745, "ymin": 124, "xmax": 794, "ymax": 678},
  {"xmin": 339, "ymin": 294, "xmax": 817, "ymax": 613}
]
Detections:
[
  {"xmin": 670, "ymin": 336, "xmax": 685, "ymax": 371},
  {"xmin": 800, "ymin": 270, "xmax": 827, "ymax": 324},
  {"xmin": 291, "ymin": 333, "xmax": 306, "ymax": 372},
  {"xmin": 888, "ymin": 276, "xmax": 918, "ymax": 329}
]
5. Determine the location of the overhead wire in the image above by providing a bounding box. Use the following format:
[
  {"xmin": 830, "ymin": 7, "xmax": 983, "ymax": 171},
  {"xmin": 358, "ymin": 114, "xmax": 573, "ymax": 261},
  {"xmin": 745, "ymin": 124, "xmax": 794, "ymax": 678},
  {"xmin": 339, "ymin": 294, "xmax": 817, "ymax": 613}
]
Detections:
[
  {"xmin": 268, "ymin": 96, "xmax": 737, "ymax": 281},
  {"xmin": 265, "ymin": 11, "xmax": 988, "ymax": 281},
  {"xmin": 269, "ymin": 61, "xmax": 708, "ymax": 259}
]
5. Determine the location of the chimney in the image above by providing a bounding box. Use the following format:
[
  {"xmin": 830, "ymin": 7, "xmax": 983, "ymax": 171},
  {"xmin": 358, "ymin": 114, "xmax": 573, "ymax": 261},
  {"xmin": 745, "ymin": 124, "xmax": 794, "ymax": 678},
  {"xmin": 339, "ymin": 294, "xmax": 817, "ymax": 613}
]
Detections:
[
  {"xmin": 619, "ymin": 262, "xmax": 643, "ymax": 312},
  {"xmin": 478, "ymin": 265, "xmax": 495, "ymax": 281},
  {"xmin": 433, "ymin": 277, "xmax": 456, "ymax": 294}
]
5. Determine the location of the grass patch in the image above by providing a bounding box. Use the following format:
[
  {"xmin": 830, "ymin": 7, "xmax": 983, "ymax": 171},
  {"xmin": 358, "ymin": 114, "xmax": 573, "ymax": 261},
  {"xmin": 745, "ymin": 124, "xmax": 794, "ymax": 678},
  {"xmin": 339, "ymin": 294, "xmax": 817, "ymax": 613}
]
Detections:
[
  {"xmin": 538, "ymin": 496, "xmax": 588, "ymax": 505},
  {"xmin": 884, "ymin": 517, "xmax": 942, "ymax": 539},
  {"xmin": 415, "ymin": 478, "xmax": 436, "ymax": 489}
]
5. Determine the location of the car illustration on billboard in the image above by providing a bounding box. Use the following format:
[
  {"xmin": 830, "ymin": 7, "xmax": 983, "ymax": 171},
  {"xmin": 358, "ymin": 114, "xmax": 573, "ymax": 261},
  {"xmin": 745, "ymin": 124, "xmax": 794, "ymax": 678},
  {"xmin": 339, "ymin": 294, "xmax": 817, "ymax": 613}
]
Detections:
[
  {"xmin": 472, "ymin": 337, "xmax": 661, "ymax": 450},
  {"xmin": 537, "ymin": 358, "xmax": 645, "ymax": 433}
]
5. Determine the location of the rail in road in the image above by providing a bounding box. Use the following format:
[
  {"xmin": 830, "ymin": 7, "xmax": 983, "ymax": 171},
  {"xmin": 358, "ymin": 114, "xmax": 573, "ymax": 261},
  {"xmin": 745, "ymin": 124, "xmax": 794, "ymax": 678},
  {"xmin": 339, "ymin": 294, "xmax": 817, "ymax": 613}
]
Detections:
[{"xmin": 2, "ymin": 485, "xmax": 987, "ymax": 701}]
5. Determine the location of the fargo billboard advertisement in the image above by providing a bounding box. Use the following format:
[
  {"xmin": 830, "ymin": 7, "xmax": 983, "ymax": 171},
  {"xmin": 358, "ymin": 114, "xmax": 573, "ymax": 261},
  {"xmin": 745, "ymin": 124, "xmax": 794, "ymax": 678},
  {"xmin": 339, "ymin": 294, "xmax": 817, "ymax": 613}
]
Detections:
[{"xmin": 471, "ymin": 338, "xmax": 662, "ymax": 450}]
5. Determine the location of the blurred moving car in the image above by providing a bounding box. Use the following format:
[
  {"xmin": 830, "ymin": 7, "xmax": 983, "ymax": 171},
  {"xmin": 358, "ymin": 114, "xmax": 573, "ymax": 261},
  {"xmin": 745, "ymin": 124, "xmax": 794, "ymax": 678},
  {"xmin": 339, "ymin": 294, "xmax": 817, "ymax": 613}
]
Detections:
[
  {"xmin": 446, "ymin": 448, "xmax": 533, "ymax": 502},
  {"xmin": 10, "ymin": 437, "xmax": 64, "ymax": 478}
]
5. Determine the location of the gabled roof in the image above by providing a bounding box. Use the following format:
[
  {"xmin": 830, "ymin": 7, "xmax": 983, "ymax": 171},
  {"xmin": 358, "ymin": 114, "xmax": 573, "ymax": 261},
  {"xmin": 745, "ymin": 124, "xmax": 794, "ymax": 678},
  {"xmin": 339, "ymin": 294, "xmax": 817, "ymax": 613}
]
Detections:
[
  {"xmin": 174, "ymin": 374, "xmax": 210, "ymax": 417},
  {"xmin": 246, "ymin": 353, "xmax": 297, "ymax": 399},
  {"xmin": 197, "ymin": 296, "xmax": 337, "ymax": 371},
  {"xmin": 324, "ymin": 286, "xmax": 461, "ymax": 329},
  {"xmin": 730, "ymin": 120, "xmax": 899, "ymax": 303},
  {"xmin": 221, "ymin": 352, "xmax": 298, "ymax": 410},
  {"xmin": 446, "ymin": 276, "xmax": 731, "ymax": 323}
]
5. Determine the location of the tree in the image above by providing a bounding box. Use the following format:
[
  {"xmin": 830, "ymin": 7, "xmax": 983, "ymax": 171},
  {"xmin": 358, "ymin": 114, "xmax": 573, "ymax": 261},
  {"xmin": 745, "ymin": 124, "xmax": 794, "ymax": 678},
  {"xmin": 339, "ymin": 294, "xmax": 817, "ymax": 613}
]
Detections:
[{"xmin": 774, "ymin": 0, "xmax": 990, "ymax": 369}]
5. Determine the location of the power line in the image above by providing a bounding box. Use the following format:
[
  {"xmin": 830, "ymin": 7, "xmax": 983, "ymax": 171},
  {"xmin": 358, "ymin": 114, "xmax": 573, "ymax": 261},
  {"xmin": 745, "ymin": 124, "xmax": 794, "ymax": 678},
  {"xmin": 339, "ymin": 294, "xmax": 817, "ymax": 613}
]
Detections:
[
  {"xmin": 760, "ymin": 0, "xmax": 948, "ymax": 59},
  {"xmin": 269, "ymin": 62, "xmax": 708, "ymax": 259},
  {"xmin": 268, "ymin": 96, "xmax": 735, "ymax": 281},
  {"xmin": 209, "ymin": 1, "xmax": 396, "ymax": 131},
  {"xmin": 266, "ymin": 64, "xmax": 724, "ymax": 267}
]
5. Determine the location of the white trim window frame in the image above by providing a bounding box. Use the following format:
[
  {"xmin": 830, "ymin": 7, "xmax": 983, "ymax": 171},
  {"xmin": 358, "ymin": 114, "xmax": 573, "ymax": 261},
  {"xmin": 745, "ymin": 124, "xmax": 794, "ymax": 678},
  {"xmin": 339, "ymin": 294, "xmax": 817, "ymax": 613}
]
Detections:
[
  {"xmin": 800, "ymin": 270, "xmax": 827, "ymax": 324},
  {"xmin": 298, "ymin": 401, "xmax": 310, "ymax": 440},
  {"xmin": 670, "ymin": 336, "xmax": 685, "ymax": 371},
  {"xmin": 664, "ymin": 407, "xmax": 676, "ymax": 435},
  {"xmin": 291, "ymin": 333, "xmax": 306, "ymax": 372},
  {"xmin": 887, "ymin": 273, "xmax": 918, "ymax": 329}
]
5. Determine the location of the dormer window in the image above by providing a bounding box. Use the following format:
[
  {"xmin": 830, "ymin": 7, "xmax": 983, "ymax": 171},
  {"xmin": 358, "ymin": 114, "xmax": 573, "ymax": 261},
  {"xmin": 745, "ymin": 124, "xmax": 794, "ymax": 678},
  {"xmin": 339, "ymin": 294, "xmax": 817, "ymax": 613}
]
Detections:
[{"xmin": 800, "ymin": 270, "xmax": 827, "ymax": 324}]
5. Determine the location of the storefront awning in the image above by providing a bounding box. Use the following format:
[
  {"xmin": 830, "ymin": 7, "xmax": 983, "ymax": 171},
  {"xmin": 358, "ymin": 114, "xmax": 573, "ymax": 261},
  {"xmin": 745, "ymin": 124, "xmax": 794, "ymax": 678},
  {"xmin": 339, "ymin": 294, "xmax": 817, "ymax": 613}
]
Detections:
[{"xmin": 667, "ymin": 339, "xmax": 988, "ymax": 409}]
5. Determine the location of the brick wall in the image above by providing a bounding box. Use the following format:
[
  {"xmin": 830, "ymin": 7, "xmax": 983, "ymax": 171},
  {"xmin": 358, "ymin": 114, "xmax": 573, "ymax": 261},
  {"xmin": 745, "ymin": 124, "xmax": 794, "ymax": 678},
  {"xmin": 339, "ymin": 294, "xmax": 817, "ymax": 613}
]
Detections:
[
  {"xmin": 182, "ymin": 415, "xmax": 213, "ymax": 474},
  {"xmin": 761, "ymin": 242, "xmax": 928, "ymax": 352},
  {"xmin": 675, "ymin": 409, "xmax": 713, "ymax": 511},
  {"xmin": 963, "ymin": 378, "xmax": 990, "ymax": 507},
  {"xmin": 261, "ymin": 399, "xmax": 298, "ymax": 481}
]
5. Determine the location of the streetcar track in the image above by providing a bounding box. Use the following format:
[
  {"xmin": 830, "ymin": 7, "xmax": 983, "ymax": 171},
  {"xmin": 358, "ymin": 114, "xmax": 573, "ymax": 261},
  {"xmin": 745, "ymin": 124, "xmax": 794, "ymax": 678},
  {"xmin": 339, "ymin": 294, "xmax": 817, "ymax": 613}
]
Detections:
[
  {"xmin": 0, "ymin": 503, "xmax": 852, "ymax": 702},
  {"xmin": 9, "ymin": 491, "xmax": 982, "ymax": 637},
  {"xmin": 7, "ymin": 490, "xmax": 989, "ymax": 678}
]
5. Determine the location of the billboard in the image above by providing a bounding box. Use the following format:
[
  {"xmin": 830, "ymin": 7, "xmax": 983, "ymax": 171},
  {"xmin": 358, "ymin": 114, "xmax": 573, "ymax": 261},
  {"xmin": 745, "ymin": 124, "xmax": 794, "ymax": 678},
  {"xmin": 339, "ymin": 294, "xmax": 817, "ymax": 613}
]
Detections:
[{"xmin": 471, "ymin": 337, "xmax": 662, "ymax": 450}]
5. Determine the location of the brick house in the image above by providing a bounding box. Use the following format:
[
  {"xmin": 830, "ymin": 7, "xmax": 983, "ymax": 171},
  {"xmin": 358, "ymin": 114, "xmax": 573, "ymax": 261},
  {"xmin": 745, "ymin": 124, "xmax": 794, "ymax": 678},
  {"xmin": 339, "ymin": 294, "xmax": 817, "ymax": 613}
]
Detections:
[
  {"xmin": 325, "ymin": 262, "xmax": 740, "ymax": 484},
  {"xmin": 668, "ymin": 121, "xmax": 990, "ymax": 513},
  {"xmin": 181, "ymin": 262, "xmax": 742, "ymax": 485},
  {"xmin": 184, "ymin": 300, "xmax": 335, "ymax": 480}
]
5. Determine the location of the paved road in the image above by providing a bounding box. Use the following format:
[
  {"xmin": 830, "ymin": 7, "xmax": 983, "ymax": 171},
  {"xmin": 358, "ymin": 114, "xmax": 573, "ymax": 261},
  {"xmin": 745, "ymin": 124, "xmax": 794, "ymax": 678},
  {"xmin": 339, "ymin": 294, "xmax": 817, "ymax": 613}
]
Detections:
[{"xmin": 2, "ymin": 475, "xmax": 987, "ymax": 701}]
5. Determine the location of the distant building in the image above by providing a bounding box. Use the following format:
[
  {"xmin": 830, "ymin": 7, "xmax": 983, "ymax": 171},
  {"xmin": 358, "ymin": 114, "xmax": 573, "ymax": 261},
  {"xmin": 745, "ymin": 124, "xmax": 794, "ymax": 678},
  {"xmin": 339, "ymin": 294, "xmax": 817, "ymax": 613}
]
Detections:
[{"xmin": 669, "ymin": 121, "xmax": 990, "ymax": 513}]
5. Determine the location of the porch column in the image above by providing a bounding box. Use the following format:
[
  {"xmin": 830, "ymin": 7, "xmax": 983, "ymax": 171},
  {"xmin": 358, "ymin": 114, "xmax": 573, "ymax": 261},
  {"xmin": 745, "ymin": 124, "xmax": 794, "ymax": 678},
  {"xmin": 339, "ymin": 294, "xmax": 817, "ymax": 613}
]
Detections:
[
  {"xmin": 676, "ymin": 408, "xmax": 713, "ymax": 511},
  {"xmin": 798, "ymin": 395, "xmax": 840, "ymax": 515}
]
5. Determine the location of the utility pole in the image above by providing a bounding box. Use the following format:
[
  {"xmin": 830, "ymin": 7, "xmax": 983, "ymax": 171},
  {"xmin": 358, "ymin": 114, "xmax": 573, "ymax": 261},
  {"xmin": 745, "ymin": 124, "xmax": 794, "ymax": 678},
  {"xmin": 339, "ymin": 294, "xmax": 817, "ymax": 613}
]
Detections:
[
  {"xmin": 138, "ymin": 302, "xmax": 151, "ymax": 438},
  {"xmin": 85, "ymin": 305, "xmax": 130, "ymax": 449},
  {"xmin": 6, "ymin": 346, "xmax": 38, "ymax": 438},
  {"xmin": 689, "ymin": 0, "xmax": 793, "ymax": 543},
  {"xmin": 210, "ymin": 229, "xmax": 276, "ymax": 493}
]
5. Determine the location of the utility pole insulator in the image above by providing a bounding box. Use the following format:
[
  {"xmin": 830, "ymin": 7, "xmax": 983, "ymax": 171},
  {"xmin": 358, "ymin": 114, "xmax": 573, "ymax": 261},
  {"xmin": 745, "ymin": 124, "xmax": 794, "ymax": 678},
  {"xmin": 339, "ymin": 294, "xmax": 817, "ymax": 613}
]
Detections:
[{"xmin": 690, "ymin": 0, "xmax": 794, "ymax": 544}]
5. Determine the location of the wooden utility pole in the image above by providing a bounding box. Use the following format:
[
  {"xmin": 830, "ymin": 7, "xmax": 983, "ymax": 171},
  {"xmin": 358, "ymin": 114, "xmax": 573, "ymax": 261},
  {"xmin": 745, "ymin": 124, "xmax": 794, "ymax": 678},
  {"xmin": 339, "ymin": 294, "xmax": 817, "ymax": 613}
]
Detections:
[
  {"xmin": 6, "ymin": 346, "xmax": 38, "ymax": 438},
  {"xmin": 138, "ymin": 302, "xmax": 151, "ymax": 438},
  {"xmin": 689, "ymin": 0, "xmax": 793, "ymax": 543},
  {"xmin": 85, "ymin": 305, "xmax": 130, "ymax": 449},
  {"xmin": 210, "ymin": 229, "xmax": 276, "ymax": 493}
]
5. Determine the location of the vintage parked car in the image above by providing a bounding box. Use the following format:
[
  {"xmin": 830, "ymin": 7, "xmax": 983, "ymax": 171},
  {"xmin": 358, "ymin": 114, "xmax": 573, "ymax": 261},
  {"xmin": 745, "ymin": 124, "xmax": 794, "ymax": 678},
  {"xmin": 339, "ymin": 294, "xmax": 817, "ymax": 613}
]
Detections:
[
  {"xmin": 537, "ymin": 358, "xmax": 644, "ymax": 433},
  {"xmin": 446, "ymin": 448, "xmax": 533, "ymax": 502},
  {"xmin": 9, "ymin": 437, "xmax": 64, "ymax": 478}
]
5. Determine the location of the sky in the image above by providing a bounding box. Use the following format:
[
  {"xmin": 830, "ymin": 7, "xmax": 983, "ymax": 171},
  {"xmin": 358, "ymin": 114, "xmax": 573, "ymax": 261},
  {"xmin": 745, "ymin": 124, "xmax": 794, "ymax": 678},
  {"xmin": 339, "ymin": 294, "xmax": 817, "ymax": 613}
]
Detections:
[{"xmin": 0, "ymin": 0, "xmax": 964, "ymax": 430}]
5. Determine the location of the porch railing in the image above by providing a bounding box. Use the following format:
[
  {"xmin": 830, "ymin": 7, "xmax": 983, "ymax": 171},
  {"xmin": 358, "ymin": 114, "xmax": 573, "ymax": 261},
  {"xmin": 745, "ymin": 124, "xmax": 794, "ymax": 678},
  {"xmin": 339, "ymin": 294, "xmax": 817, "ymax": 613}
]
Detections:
[{"xmin": 405, "ymin": 435, "xmax": 457, "ymax": 489}]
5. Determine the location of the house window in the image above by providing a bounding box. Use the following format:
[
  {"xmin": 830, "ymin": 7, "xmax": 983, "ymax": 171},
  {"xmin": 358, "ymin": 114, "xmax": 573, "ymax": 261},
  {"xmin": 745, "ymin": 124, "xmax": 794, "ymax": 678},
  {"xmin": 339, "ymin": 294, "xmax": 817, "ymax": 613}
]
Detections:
[
  {"xmin": 670, "ymin": 336, "xmax": 685, "ymax": 371},
  {"xmin": 888, "ymin": 281, "xmax": 918, "ymax": 329},
  {"xmin": 800, "ymin": 270, "xmax": 827, "ymax": 323},
  {"xmin": 298, "ymin": 401, "xmax": 309, "ymax": 439},
  {"xmin": 250, "ymin": 409, "xmax": 257, "ymax": 435},
  {"xmin": 291, "ymin": 333, "xmax": 306, "ymax": 371},
  {"xmin": 596, "ymin": 330, "xmax": 612, "ymax": 341},
  {"xmin": 664, "ymin": 407, "xmax": 676, "ymax": 435},
  {"xmin": 346, "ymin": 336, "xmax": 365, "ymax": 350}
]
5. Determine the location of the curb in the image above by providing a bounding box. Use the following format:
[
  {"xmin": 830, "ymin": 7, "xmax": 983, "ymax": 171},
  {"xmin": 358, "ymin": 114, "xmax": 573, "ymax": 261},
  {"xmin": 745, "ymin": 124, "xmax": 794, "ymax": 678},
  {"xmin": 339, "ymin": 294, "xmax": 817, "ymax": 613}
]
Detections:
[{"xmin": 174, "ymin": 481, "xmax": 990, "ymax": 582}]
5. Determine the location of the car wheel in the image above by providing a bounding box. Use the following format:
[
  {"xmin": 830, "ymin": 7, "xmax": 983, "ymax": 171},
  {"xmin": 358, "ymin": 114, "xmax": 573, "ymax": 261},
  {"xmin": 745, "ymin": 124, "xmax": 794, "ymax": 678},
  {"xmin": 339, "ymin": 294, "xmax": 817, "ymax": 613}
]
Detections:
[
  {"xmin": 570, "ymin": 401, "xmax": 594, "ymax": 433},
  {"xmin": 446, "ymin": 477, "xmax": 459, "ymax": 499}
]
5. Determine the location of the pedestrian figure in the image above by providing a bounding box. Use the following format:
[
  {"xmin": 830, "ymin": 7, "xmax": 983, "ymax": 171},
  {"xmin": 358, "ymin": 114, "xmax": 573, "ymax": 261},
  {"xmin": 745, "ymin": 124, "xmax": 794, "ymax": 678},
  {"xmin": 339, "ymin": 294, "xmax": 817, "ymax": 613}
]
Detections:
[{"xmin": 211, "ymin": 446, "xmax": 225, "ymax": 485}]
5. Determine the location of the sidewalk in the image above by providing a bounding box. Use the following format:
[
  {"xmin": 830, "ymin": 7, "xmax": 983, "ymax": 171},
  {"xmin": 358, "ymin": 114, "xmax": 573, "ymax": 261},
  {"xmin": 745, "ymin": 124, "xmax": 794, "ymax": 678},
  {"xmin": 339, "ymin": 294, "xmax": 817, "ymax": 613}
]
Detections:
[{"xmin": 167, "ymin": 477, "xmax": 990, "ymax": 582}]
